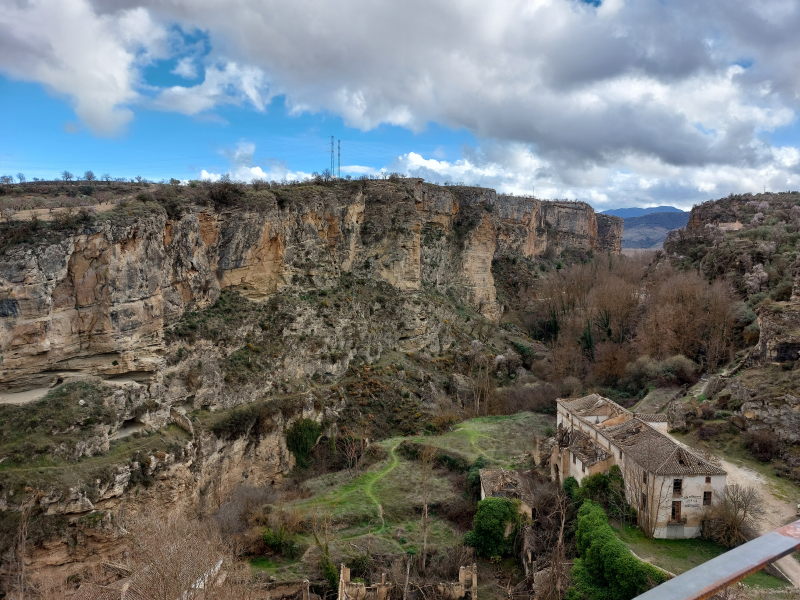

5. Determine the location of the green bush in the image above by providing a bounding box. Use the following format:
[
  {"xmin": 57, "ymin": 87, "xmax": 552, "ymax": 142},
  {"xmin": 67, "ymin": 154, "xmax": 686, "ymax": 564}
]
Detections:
[
  {"xmin": 263, "ymin": 526, "xmax": 301, "ymax": 559},
  {"xmin": 466, "ymin": 456, "xmax": 489, "ymax": 497},
  {"xmin": 210, "ymin": 403, "xmax": 276, "ymax": 441},
  {"xmin": 622, "ymin": 355, "xmax": 698, "ymax": 395},
  {"xmin": 567, "ymin": 501, "xmax": 669, "ymax": 600},
  {"xmin": 563, "ymin": 476, "xmax": 580, "ymax": 502},
  {"xmin": 464, "ymin": 497, "xmax": 520, "ymax": 559},
  {"xmin": 286, "ymin": 419, "xmax": 322, "ymax": 468}
]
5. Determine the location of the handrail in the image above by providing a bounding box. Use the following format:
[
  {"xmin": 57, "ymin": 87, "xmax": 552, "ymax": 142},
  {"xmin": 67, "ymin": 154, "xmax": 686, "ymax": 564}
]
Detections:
[{"xmin": 633, "ymin": 520, "xmax": 800, "ymax": 600}]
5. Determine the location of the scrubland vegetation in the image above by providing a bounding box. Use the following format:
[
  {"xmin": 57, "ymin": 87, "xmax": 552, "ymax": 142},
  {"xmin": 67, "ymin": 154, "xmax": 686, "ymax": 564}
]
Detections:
[{"xmin": 516, "ymin": 255, "xmax": 742, "ymax": 404}]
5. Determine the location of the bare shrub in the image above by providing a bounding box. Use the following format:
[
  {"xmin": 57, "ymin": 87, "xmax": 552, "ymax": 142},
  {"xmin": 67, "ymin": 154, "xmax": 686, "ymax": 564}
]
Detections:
[
  {"xmin": 743, "ymin": 430, "xmax": 783, "ymax": 462},
  {"xmin": 496, "ymin": 382, "xmax": 558, "ymax": 414},
  {"xmin": 703, "ymin": 485, "xmax": 765, "ymax": 548}
]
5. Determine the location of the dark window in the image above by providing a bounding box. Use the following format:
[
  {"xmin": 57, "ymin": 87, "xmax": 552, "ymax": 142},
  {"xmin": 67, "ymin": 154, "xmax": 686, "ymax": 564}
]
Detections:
[
  {"xmin": 572, "ymin": 453, "xmax": 576, "ymax": 465},
  {"xmin": 703, "ymin": 491, "xmax": 712, "ymax": 506},
  {"xmin": 582, "ymin": 464, "xmax": 586, "ymax": 473},
  {"xmin": 705, "ymin": 476, "xmax": 711, "ymax": 484},
  {"xmin": 643, "ymin": 472, "xmax": 648, "ymax": 484},
  {"xmin": 641, "ymin": 493, "xmax": 647, "ymax": 509},
  {"xmin": 671, "ymin": 501, "xmax": 682, "ymax": 521},
  {"xmin": 673, "ymin": 479, "xmax": 683, "ymax": 495}
]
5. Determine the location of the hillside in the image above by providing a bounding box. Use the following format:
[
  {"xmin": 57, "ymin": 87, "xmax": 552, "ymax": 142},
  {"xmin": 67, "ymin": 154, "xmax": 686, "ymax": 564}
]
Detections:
[
  {"xmin": 622, "ymin": 211, "xmax": 690, "ymax": 249},
  {"xmin": 0, "ymin": 177, "xmax": 621, "ymax": 591},
  {"xmin": 660, "ymin": 192, "xmax": 800, "ymax": 482}
]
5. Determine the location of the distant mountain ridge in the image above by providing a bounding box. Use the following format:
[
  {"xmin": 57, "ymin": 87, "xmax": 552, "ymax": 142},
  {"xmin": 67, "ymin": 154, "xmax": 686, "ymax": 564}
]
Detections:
[
  {"xmin": 597, "ymin": 206, "xmax": 689, "ymax": 249},
  {"xmin": 602, "ymin": 206, "xmax": 685, "ymax": 219}
]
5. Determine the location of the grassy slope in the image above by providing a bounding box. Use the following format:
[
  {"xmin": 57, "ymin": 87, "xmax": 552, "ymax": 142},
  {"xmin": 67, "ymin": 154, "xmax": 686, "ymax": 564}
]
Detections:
[
  {"xmin": 615, "ymin": 525, "xmax": 787, "ymax": 589},
  {"xmin": 253, "ymin": 412, "xmax": 554, "ymax": 580}
]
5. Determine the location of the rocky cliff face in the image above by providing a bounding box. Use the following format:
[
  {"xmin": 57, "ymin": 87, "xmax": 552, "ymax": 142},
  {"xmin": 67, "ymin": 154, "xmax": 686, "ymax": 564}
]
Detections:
[
  {"xmin": 0, "ymin": 179, "xmax": 621, "ymax": 584},
  {"xmin": 1, "ymin": 180, "xmax": 620, "ymax": 392}
]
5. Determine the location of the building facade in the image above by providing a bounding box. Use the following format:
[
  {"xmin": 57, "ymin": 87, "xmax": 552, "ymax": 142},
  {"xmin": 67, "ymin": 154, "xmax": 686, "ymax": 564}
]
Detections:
[{"xmin": 549, "ymin": 394, "xmax": 726, "ymax": 539}]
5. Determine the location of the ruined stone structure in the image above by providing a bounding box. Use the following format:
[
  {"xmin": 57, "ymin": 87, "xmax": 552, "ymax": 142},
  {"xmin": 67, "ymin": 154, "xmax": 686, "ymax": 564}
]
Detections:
[
  {"xmin": 478, "ymin": 468, "xmax": 534, "ymax": 519},
  {"xmin": 337, "ymin": 563, "xmax": 477, "ymax": 600},
  {"xmin": 338, "ymin": 566, "xmax": 393, "ymax": 600},
  {"xmin": 550, "ymin": 394, "xmax": 726, "ymax": 539}
]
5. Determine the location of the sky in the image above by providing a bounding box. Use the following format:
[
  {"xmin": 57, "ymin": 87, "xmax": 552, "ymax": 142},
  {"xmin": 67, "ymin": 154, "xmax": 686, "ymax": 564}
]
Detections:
[{"xmin": 3, "ymin": 1, "xmax": 800, "ymax": 210}]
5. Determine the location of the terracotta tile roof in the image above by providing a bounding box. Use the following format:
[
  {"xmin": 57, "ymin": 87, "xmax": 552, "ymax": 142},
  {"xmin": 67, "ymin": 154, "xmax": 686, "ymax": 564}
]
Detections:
[
  {"xmin": 604, "ymin": 418, "xmax": 725, "ymax": 476},
  {"xmin": 561, "ymin": 394, "xmax": 630, "ymax": 419},
  {"xmin": 635, "ymin": 413, "xmax": 669, "ymax": 423},
  {"xmin": 559, "ymin": 395, "xmax": 725, "ymax": 476}
]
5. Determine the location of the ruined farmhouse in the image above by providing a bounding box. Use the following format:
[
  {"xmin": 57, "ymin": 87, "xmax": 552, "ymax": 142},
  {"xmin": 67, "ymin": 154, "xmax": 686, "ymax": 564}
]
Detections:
[{"xmin": 549, "ymin": 394, "xmax": 726, "ymax": 539}]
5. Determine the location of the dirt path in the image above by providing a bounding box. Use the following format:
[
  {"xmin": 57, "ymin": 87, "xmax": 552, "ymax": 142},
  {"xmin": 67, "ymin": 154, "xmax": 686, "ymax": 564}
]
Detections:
[
  {"xmin": 0, "ymin": 387, "xmax": 50, "ymax": 405},
  {"xmin": 718, "ymin": 457, "xmax": 800, "ymax": 586},
  {"xmin": 363, "ymin": 440, "xmax": 400, "ymax": 529}
]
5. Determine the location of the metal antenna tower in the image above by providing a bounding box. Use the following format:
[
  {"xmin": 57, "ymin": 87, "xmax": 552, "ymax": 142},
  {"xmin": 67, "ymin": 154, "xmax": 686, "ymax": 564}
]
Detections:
[
  {"xmin": 330, "ymin": 136, "xmax": 334, "ymax": 177},
  {"xmin": 337, "ymin": 139, "xmax": 341, "ymax": 178}
]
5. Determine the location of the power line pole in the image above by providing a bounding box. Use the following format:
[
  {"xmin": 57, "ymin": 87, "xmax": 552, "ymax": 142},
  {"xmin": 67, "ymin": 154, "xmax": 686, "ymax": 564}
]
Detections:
[{"xmin": 337, "ymin": 139, "xmax": 341, "ymax": 178}]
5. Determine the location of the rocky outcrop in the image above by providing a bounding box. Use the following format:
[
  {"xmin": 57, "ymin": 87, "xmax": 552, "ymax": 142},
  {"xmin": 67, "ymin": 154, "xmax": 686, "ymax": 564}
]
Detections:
[
  {"xmin": 493, "ymin": 196, "xmax": 621, "ymax": 257},
  {"xmin": 0, "ymin": 180, "xmax": 620, "ymax": 391}
]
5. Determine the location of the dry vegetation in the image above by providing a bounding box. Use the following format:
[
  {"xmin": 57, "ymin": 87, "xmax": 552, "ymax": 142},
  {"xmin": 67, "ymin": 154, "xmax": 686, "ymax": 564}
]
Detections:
[{"xmin": 517, "ymin": 255, "xmax": 742, "ymax": 403}]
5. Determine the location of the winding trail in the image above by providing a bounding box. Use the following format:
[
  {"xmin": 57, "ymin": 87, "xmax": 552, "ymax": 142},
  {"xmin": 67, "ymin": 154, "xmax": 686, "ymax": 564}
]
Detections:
[{"xmin": 363, "ymin": 440, "xmax": 401, "ymax": 529}]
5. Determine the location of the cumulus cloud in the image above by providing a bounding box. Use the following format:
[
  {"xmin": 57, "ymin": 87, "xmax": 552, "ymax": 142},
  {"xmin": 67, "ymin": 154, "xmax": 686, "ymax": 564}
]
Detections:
[
  {"xmin": 171, "ymin": 56, "xmax": 198, "ymax": 79},
  {"xmin": 391, "ymin": 142, "xmax": 800, "ymax": 210},
  {"xmin": 153, "ymin": 61, "xmax": 269, "ymax": 115},
  {"xmin": 200, "ymin": 141, "xmax": 311, "ymax": 182},
  {"xmin": 90, "ymin": 0, "xmax": 800, "ymax": 167},
  {"xmin": 7, "ymin": 0, "xmax": 800, "ymax": 203},
  {"xmin": 0, "ymin": 0, "xmax": 169, "ymax": 134}
]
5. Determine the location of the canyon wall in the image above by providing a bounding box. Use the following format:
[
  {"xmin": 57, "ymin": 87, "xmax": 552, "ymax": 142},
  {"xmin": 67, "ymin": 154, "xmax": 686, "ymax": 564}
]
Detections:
[
  {"xmin": 1, "ymin": 180, "xmax": 621, "ymax": 392},
  {"xmin": 0, "ymin": 179, "xmax": 620, "ymax": 585}
]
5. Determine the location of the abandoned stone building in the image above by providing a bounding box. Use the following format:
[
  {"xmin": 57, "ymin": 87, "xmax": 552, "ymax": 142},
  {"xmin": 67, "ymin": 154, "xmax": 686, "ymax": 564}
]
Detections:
[
  {"xmin": 549, "ymin": 394, "xmax": 727, "ymax": 539},
  {"xmin": 478, "ymin": 468, "xmax": 534, "ymax": 519}
]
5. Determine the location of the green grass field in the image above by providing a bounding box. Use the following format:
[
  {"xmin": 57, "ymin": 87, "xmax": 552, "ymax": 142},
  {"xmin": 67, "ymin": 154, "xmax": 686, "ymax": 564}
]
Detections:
[
  {"xmin": 254, "ymin": 411, "xmax": 554, "ymax": 579},
  {"xmin": 615, "ymin": 524, "xmax": 788, "ymax": 589}
]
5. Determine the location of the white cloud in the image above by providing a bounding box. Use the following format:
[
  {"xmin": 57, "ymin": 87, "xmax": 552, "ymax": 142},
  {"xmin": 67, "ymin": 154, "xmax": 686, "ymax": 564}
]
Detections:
[
  {"xmin": 200, "ymin": 141, "xmax": 311, "ymax": 182},
  {"xmin": 391, "ymin": 142, "xmax": 800, "ymax": 210},
  {"xmin": 153, "ymin": 61, "xmax": 269, "ymax": 115},
  {"xmin": 7, "ymin": 0, "xmax": 800, "ymax": 204},
  {"xmin": 0, "ymin": 0, "xmax": 168, "ymax": 134},
  {"xmin": 171, "ymin": 56, "xmax": 198, "ymax": 79}
]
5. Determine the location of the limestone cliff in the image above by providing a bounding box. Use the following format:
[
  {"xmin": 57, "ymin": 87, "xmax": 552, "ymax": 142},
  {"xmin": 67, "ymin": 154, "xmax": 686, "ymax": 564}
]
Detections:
[
  {"xmin": 0, "ymin": 178, "xmax": 620, "ymax": 585},
  {"xmin": 1, "ymin": 179, "xmax": 620, "ymax": 392}
]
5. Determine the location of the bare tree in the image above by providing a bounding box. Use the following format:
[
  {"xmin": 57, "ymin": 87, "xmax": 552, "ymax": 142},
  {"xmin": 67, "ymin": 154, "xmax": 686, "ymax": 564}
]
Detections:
[
  {"xmin": 119, "ymin": 512, "xmax": 229, "ymax": 600},
  {"xmin": 0, "ymin": 175, "xmax": 12, "ymax": 185},
  {"xmin": 61, "ymin": 170, "xmax": 74, "ymax": 182},
  {"xmin": 535, "ymin": 492, "xmax": 570, "ymax": 600},
  {"xmin": 16, "ymin": 173, "xmax": 25, "ymax": 184},
  {"xmin": 704, "ymin": 484, "xmax": 765, "ymax": 548},
  {"xmin": 624, "ymin": 464, "xmax": 669, "ymax": 538},
  {"xmin": 340, "ymin": 431, "xmax": 369, "ymax": 474},
  {"xmin": 419, "ymin": 445, "xmax": 437, "ymax": 573},
  {"xmin": 101, "ymin": 173, "xmax": 112, "ymax": 184},
  {"xmin": 83, "ymin": 170, "xmax": 96, "ymax": 182}
]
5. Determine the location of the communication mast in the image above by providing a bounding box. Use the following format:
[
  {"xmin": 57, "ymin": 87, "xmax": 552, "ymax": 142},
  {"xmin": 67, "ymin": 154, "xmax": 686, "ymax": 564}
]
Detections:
[
  {"xmin": 330, "ymin": 135, "xmax": 335, "ymax": 177},
  {"xmin": 337, "ymin": 139, "xmax": 341, "ymax": 178}
]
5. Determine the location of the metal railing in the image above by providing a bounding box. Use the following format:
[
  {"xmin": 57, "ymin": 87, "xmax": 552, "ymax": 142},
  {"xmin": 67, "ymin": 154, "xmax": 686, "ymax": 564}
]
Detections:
[{"xmin": 634, "ymin": 519, "xmax": 800, "ymax": 600}]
